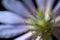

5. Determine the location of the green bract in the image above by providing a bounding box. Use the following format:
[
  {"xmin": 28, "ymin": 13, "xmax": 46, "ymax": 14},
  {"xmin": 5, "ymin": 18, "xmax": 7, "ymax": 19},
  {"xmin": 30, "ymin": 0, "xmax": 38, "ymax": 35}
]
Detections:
[{"xmin": 28, "ymin": 9, "xmax": 55, "ymax": 40}]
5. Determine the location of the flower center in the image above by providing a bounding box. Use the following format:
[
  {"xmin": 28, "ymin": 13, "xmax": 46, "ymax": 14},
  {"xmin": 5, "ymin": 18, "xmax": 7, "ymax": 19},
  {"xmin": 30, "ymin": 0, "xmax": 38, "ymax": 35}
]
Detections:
[{"xmin": 28, "ymin": 9, "xmax": 53, "ymax": 40}]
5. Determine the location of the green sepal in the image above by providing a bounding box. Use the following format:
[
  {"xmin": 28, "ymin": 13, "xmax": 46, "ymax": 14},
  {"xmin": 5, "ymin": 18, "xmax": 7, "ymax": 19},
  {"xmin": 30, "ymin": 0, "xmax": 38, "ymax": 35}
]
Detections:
[{"xmin": 37, "ymin": 9, "xmax": 44, "ymax": 19}]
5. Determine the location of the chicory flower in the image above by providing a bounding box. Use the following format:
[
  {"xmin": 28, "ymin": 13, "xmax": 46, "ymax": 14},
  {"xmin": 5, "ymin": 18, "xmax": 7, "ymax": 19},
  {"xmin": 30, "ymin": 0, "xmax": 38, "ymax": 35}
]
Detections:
[{"xmin": 0, "ymin": 0, "xmax": 60, "ymax": 40}]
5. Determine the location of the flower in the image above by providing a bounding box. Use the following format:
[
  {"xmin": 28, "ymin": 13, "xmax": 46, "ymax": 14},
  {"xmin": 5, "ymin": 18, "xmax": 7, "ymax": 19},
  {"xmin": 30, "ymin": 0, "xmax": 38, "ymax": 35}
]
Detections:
[{"xmin": 0, "ymin": 0, "xmax": 60, "ymax": 40}]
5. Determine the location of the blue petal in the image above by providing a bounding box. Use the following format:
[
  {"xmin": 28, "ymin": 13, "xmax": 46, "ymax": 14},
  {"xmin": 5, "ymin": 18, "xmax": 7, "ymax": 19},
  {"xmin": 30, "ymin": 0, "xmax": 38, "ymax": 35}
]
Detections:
[
  {"xmin": 44, "ymin": 0, "xmax": 54, "ymax": 20},
  {"xmin": 0, "ymin": 25, "xmax": 32, "ymax": 38},
  {"xmin": 53, "ymin": 1, "xmax": 60, "ymax": 14},
  {"xmin": 0, "ymin": 11, "xmax": 33, "ymax": 38},
  {"xmin": 0, "ymin": 11, "xmax": 27, "ymax": 24},
  {"xmin": 45, "ymin": 0, "xmax": 54, "ymax": 11},
  {"xmin": 55, "ymin": 16, "xmax": 60, "ymax": 23},
  {"xmin": 53, "ymin": 8, "xmax": 60, "ymax": 17},
  {"xmin": 14, "ymin": 32, "xmax": 33, "ymax": 40},
  {"xmin": 0, "ymin": 11, "xmax": 31, "ymax": 38},
  {"xmin": 23, "ymin": 0, "xmax": 36, "ymax": 13},
  {"xmin": 2, "ymin": 0, "xmax": 32, "ymax": 18},
  {"xmin": 36, "ymin": 0, "xmax": 46, "ymax": 12}
]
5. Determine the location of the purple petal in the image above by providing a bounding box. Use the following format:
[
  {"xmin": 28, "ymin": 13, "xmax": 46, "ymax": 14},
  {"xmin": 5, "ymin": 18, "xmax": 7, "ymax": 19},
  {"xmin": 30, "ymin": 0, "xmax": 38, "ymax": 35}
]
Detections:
[
  {"xmin": 0, "ymin": 11, "xmax": 33, "ymax": 38},
  {"xmin": 0, "ymin": 11, "xmax": 32, "ymax": 38},
  {"xmin": 0, "ymin": 25, "xmax": 33, "ymax": 38},
  {"xmin": 54, "ymin": 16, "xmax": 60, "ymax": 23},
  {"xmin": 44, "ymin": 0, "xmax": 54, "ymax": 19},
  {"xmin": 25, "ymin": 36, "xmax": 33, "ymax": 40},
  {"xmin": 36, "ymin": 0, "xmax": 46, "ymax": 12},
  {"xmin": 23, "ymin": 0, "xmax": 36, "ymax": 13},
  {"xmin": 53, "ymin": 8, "xmax": 60, "ymax": 17},
  {"xmin": 53, "ymin": 1, "xmax": 60, "ymax": 16},
  {"xmin": 45, "ymin": 0, "xmax": 54, "ymax": 11},
  {"xmin": 2, "ymin": 0, "xmax": 32, "ymax": 18},
  {"xmin": 0, "ymin": 25, "xmax": 29, "ymax": 38},
  {"xmin": 14, "ymin": 32, "xmax": 33, "ymax": 40},
  {"xmin": 0, "ymin": 11, "xmax": 28, "ymax": 24}
]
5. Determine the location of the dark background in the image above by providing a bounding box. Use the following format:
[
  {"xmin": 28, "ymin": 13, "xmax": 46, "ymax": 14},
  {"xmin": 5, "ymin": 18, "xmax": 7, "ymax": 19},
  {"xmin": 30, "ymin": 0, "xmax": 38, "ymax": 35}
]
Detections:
[{"xmin": 0, "ymin": 0, "xmax": 59, "ymax": 11}]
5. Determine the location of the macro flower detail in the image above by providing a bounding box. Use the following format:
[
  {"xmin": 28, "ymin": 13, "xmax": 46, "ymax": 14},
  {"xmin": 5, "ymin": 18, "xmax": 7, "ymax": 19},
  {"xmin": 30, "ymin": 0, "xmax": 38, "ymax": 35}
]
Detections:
[{"xmin": 0, "ymin": 0, "xmax": 60, "ymax": 40}]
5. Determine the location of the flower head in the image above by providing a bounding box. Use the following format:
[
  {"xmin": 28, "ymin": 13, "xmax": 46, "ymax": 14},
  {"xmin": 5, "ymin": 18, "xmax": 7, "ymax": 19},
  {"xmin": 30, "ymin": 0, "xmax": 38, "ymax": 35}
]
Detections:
[{"xmin": 0, "ymin": 0, "xmax": 60, "ymax": 40}]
